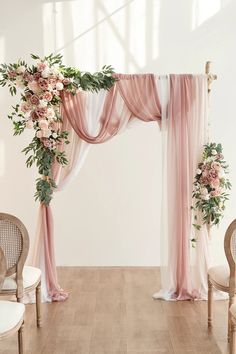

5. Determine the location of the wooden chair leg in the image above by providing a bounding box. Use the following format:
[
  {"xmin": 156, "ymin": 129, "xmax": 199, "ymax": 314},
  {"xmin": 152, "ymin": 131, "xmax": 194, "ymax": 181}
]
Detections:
[
  {"xmin": 18, "ymin": 321, "xmax": 24, "ymax": 354},
  {"xmin": 208, "ymin": 275, "xmax": 213, "ymax": 328},
  {"xmin": 230, "ymin": 321, "xmax": 236, "ymax": 354},
  {"xmin": 228, "ymin": 295, "xmax": 235, "ymax": 342},
  {"xmin": 36, "ymin": 281, "xmax": 42, "ymax": 327}
]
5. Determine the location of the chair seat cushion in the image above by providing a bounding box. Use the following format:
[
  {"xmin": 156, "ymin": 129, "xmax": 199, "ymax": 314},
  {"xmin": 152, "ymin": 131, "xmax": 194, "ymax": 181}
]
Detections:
[
  {"xmin": 230, "ymin": 304, "xmax": 236, "ymax": 318},
  {"xmin": 0, "ymin": 301, "xmax": 25, "ymax": 334},
  {"xmin": 208, "ymin": 265, "xmax": 230, "ymax": 287},
  {"xmin": 2, "ymin": 266, "xmax": 41, "ymax": 291}
]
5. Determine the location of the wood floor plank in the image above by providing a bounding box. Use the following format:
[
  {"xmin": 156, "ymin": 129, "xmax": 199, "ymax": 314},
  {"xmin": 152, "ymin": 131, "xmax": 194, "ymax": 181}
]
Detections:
[{"xmin": 0, "ymin": 267, "xmax": 229, "ymax": 354}]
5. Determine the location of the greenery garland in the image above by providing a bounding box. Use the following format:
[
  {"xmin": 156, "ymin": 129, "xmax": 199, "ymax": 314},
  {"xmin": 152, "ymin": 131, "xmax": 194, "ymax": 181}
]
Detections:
[{"xmin": 0, "ymin": 54, "xmax": 116, "ymax": 205}]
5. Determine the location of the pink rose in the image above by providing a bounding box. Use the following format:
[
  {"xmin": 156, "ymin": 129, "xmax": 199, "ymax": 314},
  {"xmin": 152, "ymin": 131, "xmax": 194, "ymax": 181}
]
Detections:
[
  {"xmin": 210, "ymin": 188, "xmax": 221, "ymax": 197},
  {"xmin": 30, "ymin": 94, "xmax": 40, "ymax": 106},
  {"xmin": 38, "ymin": 78, "xmax": 49, "ymax": 90},
  {"xmin": 50, "ymin": 121, "xmax": 61, "ymax": 131},
  {"xmin": 38, "ymin": 119, "xmax": 49, "ymax": 130},
  {"xmin": 36, "ymin": 130, "xmax": 43, "ymax": 138},
  {"xmin": 35, "ymin": 107, "xmax": 47, "ymax": 118},
  {"xmin": 41, "ymin": 138, "xmax": 52, "ymax": 148},
  {"xmin": 209, "ymin": 169, "xmax": 218, "ymax": 179},
  {"xmin": 211, "ymin": 162, "xmax": 221, "ymax": 171},
  {"xmin": 43, "ymin": 91, "xmax": 53, "ymax": 102},
  {"xmin": 26, "ymin": 120, "xmax": 34, "ymax": 129},
  {"xmin": 37, "ymin": 62, "xmax": 47, "ymax": 72},
  {"xmin": 23, "ymin": 71, "xmax": 34, "ymax": 82},
  {"xmin": 63, "ymin": 78, "xmax": 71, "ymax": 86},
  {"xmin": 21, "ymin": 102, "xmax": 31, "ymax": 113},
  {"xmin": 28, "ymin": 80, "xmax": 41, "ymax": 93},
  {"xmin": 8, "ymin": 71, "xmax": 17, "ymax": 79},
  {"xmin": 210, "ymin": 177, "xmax": 220, "ymax": 188}
]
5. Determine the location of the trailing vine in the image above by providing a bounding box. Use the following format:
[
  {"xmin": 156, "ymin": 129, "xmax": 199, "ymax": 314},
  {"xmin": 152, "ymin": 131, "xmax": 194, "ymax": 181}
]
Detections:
[{"xmin": 0, "ymin": 54, "xmax": 116, "ymax": 205}]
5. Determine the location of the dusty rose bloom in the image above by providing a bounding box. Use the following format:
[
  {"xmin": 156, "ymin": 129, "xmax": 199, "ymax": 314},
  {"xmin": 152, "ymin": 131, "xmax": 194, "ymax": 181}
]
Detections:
[
  {"xmin": 211, "ymin": 162, "xmax": 221, "ymax": 171},
  {"xmin": 50, "ymin": 121, "xmax": 61, "ymax": 131},
  {"xmin": 30, "ymin": 111, "xmax": 38, "ymax": 121},
  {"xmin": 209, "ymin": 169, "xmax": 218, "ymax": 179},
  {"xmin": 21, "ymin": 102, "xmax": 31, "ymax": 113},
  {"xmin": 8, "ymin": 71, "xmax": 17, "ymax": 79},
  {"xmin": 30, "ymin": 94, "xmax": 40, "ymax": 106},
  {"xmin": 25, "ymin": 92, "xmax": 32, "ymax": 100},
  {"xmin": 63, "ymin": 78, "xmax": 71, "ymax": 86},
  {"xmin": 34, "ymin": 72, "xmax": 41, "ymax": 80},
  {"xmin": 38, "ymin": 78, "xmax": 49, "ymax": 90},
  {"xmin": 35, "ymin": 107, "xmax": 47, "ymax": 118},
  {"xmin": 37, "ymin": 62, "xmax": 47, "ymax": 72},
  {"xmin": 23, "ymin": 71, "xmax": 34, "ymax": 82},
  {"xmin": 41, "ymin": 138, "xmax": 52, "ymax": 148},
  {"xmin": 43, "ymin": 91, "xmax": 53, "ymax": 102},
  {"xmin": 210, "ymin": 177, "xmax": 220, "ymax": 188},
  {"xmin": 210, "ymin": 188, "xmax": 221, "ymax": 197}
]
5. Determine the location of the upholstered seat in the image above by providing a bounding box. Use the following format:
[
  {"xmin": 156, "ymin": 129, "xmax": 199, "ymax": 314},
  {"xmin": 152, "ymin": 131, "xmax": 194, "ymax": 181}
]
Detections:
[
  {"xmin": 0, "ymin": 213, "xmax": 42, "ymax": 328},
  {"xmin": 208, "ymin": 219, "xmax": 236, "ymax": 348},
  {"xmin": 2, "ymin": 266, "xmax": 41, "ymax": 292},
  {"xmin": 0, "ymin": 246, "xmax": 25, "ymax": 353},
  {"xmin": 208, "ymin": 265, "xmax": 230, "ymax": 288},
  {"xmin": 0, "ymin": 301, "xmax": 25, "ymax": 334}
]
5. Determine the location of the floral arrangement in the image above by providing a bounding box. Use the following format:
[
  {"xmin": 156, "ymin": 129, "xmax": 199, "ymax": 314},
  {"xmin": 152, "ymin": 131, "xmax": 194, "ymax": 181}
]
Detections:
[
  {"xmin": 191, "ymin": 142, "xmax": 231, "ymax": 244},
  {"xmin": 0, "ymin": 54, "xmax": 116, "ymax": 205}
]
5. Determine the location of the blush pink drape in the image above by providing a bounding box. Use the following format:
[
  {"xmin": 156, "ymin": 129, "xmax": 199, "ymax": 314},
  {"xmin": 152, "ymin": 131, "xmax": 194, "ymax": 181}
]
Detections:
[
  {"xmin": 61, "ymin": 74, "xmax": 161, "ymax": 143},
  {"xmin": 31, "ymin": 73, "xmax": 209, "ymax": 302}
]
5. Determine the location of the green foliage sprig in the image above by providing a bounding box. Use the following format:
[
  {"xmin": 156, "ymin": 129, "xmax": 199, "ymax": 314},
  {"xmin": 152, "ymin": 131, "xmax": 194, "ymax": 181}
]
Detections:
[{"xmin": 0, "ymin": 54, "xmax": 116, "ymax": 205}]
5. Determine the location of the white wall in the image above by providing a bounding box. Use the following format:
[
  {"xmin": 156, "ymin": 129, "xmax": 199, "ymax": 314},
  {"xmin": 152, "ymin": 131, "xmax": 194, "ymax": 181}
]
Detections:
[{"xmin": 0, "ymin": 0, "xmax": 235, "ymax": 266}]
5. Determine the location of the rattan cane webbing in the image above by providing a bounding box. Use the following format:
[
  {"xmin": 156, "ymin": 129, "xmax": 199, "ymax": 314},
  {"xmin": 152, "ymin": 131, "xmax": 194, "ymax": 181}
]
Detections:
[
  {"xmin": 0, "ymin": 219, "xmax": 22, "ymax": 270},
  {"xmin": 230, "ymin": 229, "xmax": 236, "ymax": 263}
]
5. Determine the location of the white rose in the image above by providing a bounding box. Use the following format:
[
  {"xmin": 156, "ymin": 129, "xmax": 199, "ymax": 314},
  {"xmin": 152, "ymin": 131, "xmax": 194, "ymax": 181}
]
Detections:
[
  {"xmin": 196, "ymin": 168, "xmax": 202, "ymax": 175},
  {"xmin": 17, "ymin": 66, "xmax": 26, "ymax": 74},
  {"xmin": 52, "ymin": 132, "xmax": 58, "ymax": 139},
  {"xmin": 24, "ymin": 112, "xmax": 31, "ymax": 120},
  {"xmin": 58, "ymin": 73, "xmax": 64, "ymax": 80},
  {"xmin": 218, "ymin": 170, "xmax": 225, "ymax": 178},
  {"xmin": 200, "ymin": 187, "xmax": 208, "ymax": 196},
  {"xmin": 203, "ymin": 194, "xmax": 210, "ymax": 201},
  {"xmin": 56, "ymin": 82, "xmax": 64, "ymax": 91},
  {"xmin": 41, "ymin": 68, "xmax": 51, "ymax": 78},
  {"xmin": 211, "ymin": 149, "xmax": 217, "ymax": 155},
  {"xmin": 38, "ymin": 100, "xmax": 48, "ymax": 108},
  {"xmin": 47, "ymin": 108, "xmax": 55, "ymax": 119},
  {"xmin": 26, "ymin": 120, "xmax": 34, "ymax": 129},
  {"xmin": 42, "ymin": 128, "xmax": 51, "ymax": 138},
  {"xmin": 15, "ymin": 77, "xmax": 25, "ymax": 89}
]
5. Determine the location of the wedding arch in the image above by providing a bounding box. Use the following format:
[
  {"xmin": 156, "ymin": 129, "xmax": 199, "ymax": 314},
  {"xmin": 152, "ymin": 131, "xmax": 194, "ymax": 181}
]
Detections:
[{"xmin": 1, "ymin": 56, "xmax": 225, "ymax": 302}]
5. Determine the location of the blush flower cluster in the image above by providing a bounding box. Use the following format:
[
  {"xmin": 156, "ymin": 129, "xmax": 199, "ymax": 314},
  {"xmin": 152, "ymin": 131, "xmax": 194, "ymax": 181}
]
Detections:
[{"xmin": 191, "ymin": 143, "xmax": 231, "ymax": 244}]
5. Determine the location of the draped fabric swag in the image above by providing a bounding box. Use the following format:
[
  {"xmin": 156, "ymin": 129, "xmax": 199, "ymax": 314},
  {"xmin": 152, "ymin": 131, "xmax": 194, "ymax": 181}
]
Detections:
[{"xmin": 31, "ymin": 73, "xmax": 209, "ymax": 302}]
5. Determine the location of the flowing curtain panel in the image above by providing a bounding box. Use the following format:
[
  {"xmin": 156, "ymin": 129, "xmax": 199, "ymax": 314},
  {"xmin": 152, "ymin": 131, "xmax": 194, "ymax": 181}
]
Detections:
[
  {"xmin": 30, "ymin": 74, "xmax": 209, "ymax": 302},
  {"xmin": 153, "ymin": 74, "xmax": 209, "ymax": 300}
]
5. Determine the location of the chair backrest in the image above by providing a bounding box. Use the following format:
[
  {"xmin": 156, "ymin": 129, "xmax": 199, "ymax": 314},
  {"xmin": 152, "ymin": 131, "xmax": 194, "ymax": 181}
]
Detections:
[
  {"xmin": 224, "ymin": 219, "xmax": 236, "ymax": 291},
  {"xmin": 0, "ymin": 213, "xmax": 29, "ymax": 277},
  {"xmin": 0, "ymin": 247, "xmax": 7, "ymax": 290}
]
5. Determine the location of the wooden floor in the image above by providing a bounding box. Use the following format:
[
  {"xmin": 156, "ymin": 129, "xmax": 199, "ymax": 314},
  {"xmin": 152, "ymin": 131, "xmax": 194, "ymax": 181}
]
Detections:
[{"xmin": 0, "ymin": 267, "xmax": 230, "ymax": 354}]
